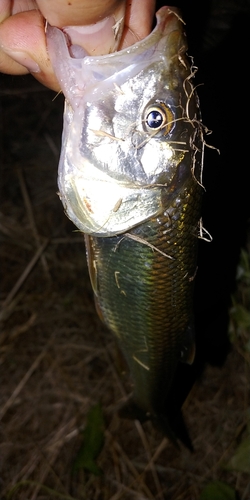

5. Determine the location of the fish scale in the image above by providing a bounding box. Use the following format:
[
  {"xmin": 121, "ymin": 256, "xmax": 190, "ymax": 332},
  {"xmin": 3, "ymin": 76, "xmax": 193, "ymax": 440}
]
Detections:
[{"xmin": 86, "ymin": 175, "xmax": 201, "ymax": 420}]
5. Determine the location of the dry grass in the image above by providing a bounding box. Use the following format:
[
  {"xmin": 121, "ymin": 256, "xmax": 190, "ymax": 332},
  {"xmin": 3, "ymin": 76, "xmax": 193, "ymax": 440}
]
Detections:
[{"xmin": 0, "ymin": 74, "xmax": 249, "ymax": 500}]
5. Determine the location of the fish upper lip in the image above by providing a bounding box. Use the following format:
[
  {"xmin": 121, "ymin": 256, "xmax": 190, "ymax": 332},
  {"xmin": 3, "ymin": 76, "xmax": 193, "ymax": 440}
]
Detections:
[
  {"xmin": 46, "ymin": 6, "xmax": 185, "ymax": 96},
  {"xmin": 46, "ymin": 6, "xmax": 186, "ymax": 110}
]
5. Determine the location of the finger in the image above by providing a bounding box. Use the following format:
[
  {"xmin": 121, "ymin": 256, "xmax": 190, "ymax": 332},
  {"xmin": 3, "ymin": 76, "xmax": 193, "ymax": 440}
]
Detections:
[
  {"xmin": 62, "ymin": 1, "xmax": 126, "ymax": 55},
  {"xmin": 0, "ymin": 0, "xmax": 11, "ymax": 23},
  {"xmin": 36, "ymin": 0, "xmax": 125, "ymax": 27},
  {"xmin": 48, "ymin": 0, "xmax": 155, "ymax": 56},
  {"xmin": 0, "ymin": 10, "xmax": 60, "ymax": 90},
  {"xmin": 121, "ymin": 0, "xmax": 156, "ymax": 47},
  {"xmin": 0, "ymin": 50, "xmax": 29, "ymax": 75},
  {"xmin": 0, "ymin": 0, "xmax": 40, "ymax": 75},
  {"xmin": 37, "ymin": 0, "xmax": 127, "ymax": 55},
  {"xmin": 11, "ymin": 0, "xmax": 37, "ymax": 15},
  {"xmin": 0, "ymin": 0, "xmax": 156, "ymax": 90}
]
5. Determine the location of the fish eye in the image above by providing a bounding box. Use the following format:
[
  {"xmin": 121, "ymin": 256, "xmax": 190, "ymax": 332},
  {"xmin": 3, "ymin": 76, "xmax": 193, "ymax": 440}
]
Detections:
[
  {"xmin": 143, "ymin": 103, "xmax": 174, "ymax": 135},
  {"xmin": 146, "ymin": 109, "xmax": 164, "ymax": 129}
]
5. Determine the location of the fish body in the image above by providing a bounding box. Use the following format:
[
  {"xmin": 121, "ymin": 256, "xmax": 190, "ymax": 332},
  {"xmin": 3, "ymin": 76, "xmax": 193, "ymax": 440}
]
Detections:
[
  {"xmin": 47, "ymin": 7, "xmax": 204, "ymax": 438},
  {"xmin": 86, "ymin": 187, "xmax": 200, "ymax": 426}
]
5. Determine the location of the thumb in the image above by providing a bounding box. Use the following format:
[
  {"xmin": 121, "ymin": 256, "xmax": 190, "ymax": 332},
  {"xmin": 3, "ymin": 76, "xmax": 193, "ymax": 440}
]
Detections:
[{"xmin": 0, "ymin": 10, "xmax": 59, "ymax": 90}]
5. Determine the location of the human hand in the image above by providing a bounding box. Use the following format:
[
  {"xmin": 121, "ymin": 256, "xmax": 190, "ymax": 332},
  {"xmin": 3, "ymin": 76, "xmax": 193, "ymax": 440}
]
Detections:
[{"xmin": 0, "ymin": 0, "xmax": 156, "ymax": 91}]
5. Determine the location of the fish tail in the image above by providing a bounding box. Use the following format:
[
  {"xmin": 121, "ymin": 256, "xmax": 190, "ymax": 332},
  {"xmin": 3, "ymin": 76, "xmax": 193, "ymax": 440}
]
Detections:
[
  {"xmin": 166, "ymin": 409, "xmax": 194, "ymax": 452},
  {"xmin": 118, "ymin": 400, "xmax": 193, "ymax": 451}
]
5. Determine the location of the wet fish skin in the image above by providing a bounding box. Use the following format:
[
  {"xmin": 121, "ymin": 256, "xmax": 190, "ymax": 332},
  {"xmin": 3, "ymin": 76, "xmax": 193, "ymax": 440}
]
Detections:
[
  {"xmin": 86, "ymin": 157, "xmax": 201, "ymax": 433},
  {"xmin": 83, "ymin": 9, "xmax": 203, "ymax": 438},
  {"xmin": 47, "ymin": 7, "xmax": 204, "ymax": 442}
]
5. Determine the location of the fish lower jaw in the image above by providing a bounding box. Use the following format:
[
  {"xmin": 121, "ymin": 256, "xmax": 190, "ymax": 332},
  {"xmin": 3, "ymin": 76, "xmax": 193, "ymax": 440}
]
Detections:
[{"xmin": 59, "ymin": 169, "xmax": 164, "ymax": 236}]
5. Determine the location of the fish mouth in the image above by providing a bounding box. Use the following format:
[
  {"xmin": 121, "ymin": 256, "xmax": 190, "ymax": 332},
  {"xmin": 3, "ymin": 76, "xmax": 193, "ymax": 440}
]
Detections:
[
  {"xmin": 61, "ymin": 5, "xmax": 178, "ymax": 58},
  {"xmin": 46, "ymin": 6, "xmax": 186, "ymax": 108}
]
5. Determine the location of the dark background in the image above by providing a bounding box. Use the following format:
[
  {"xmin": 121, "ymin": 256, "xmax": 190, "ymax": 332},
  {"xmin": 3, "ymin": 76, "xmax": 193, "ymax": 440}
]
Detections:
[
  {"xmin": 156, "ymin": 0, "xmax": 250, "ymax": 422},
  {"xmin": 0, "ymin": 2, "xmax": 249, "ymax": 498}
]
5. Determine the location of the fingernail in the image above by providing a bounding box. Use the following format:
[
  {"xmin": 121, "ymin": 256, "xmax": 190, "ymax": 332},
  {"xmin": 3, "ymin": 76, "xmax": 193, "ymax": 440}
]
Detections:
[
  {"xmin": 63, "ymin": 1, "xmax": 126, "ymax": 56},
  {"xmin": 1, "ymin": 48, "xmax": 40, "ymax": 73}
]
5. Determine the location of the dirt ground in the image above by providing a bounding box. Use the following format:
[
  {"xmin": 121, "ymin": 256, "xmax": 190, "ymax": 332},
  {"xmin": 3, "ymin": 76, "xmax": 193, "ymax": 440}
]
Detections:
[{"xmin": 0, "ymin": 62, "xmax": 249, "ymax": 500}]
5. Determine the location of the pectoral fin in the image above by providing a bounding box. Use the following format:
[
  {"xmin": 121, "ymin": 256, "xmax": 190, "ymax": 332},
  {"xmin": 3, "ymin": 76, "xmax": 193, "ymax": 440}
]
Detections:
[
  {"xmin": 180, "ymin": 324, "xmax": 196, "ymax": 365},
  {"xmin": 85, "ymin": 235, "xmax": 98, "ymax": 296}
]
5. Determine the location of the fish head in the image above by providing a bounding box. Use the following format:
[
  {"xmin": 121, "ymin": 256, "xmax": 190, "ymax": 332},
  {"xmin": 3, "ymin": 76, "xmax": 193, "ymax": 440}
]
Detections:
[{"xmin": 47, "ymin": 7, "xmax": 202, "ymax": 236}]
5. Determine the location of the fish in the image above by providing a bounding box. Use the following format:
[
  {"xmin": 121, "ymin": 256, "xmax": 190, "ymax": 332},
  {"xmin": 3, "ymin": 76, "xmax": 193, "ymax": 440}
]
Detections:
[{"xmin": 46, "ymin": 6, "xmax": 204, "ymax": 445}]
